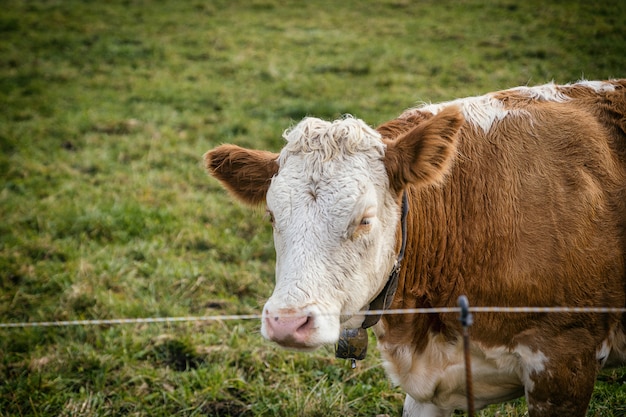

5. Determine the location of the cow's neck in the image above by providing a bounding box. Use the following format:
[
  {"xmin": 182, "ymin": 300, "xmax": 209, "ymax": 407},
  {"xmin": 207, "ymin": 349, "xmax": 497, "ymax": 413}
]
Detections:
[
  {"xmin": 335, "ymin": 192, "xmax": 409, "ymax": 364},
  {"xmin": 361, "ymin": 191, "xmax": 409, "ymax": 328}
]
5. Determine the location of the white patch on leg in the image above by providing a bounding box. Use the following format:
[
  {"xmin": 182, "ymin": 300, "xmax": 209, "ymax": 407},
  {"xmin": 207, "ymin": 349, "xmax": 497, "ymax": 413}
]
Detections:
[
  {"xmin": 514, "ymin": 344, "xmax": 548, "ymax": 393},
  {"xmin": 597, "ymin": 339, "xmax": 611, "ymax": 367},
  {"xmin": 402, "ymin": 394, "xmax": 451, "ymax": 417}
]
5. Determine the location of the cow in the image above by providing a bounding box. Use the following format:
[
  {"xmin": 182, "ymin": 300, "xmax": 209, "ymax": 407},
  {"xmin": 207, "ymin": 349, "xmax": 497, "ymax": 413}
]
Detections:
[{"xmin": 204, "ymin": 79, "xmax": 626, "ymax": 416}]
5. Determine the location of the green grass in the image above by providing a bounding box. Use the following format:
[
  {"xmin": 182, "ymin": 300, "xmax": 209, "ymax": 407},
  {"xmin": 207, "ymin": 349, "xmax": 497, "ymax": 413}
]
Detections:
[{"xmin": 1, "ymin": 0, "xmax": 625, "ymax": 416}]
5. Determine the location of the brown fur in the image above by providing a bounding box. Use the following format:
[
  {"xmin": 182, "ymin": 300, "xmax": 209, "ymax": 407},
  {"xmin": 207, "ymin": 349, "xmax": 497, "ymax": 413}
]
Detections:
[
  {"xmin": 204, "ymin": 144, "xmax": 279, "ymax": 205},
  {"xmin": 383, "ymin": 106, "xmax": 464, "ymax": 194},
  {"xmin": 378, "ymin": 81, "xmax": 626, "ymax": 416}
]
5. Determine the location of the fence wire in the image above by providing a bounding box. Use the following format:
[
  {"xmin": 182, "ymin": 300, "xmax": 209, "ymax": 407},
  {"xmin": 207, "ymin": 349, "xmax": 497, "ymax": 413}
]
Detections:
[{"xmin": 1, "ymin": 306, "xmax": 625, "ymax": 329}]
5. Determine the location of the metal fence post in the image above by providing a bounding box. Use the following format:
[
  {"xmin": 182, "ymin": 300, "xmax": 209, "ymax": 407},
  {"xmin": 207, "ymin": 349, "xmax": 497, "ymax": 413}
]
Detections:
[{"xmin": 458, "ymin": 295, "xmax": 475, "ymax": 417}]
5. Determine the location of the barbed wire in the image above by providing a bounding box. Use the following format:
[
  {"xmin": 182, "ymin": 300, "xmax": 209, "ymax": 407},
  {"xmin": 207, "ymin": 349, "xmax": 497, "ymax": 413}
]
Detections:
[{"xmin": 1, "ymin": 306, "xmax": 625, "ymax": 329}]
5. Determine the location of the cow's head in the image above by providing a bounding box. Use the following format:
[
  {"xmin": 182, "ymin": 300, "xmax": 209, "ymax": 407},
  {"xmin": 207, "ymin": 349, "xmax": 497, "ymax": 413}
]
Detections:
[{"xmin": 204, "ymin": 107, "xmax": 462, "ymax": 350}]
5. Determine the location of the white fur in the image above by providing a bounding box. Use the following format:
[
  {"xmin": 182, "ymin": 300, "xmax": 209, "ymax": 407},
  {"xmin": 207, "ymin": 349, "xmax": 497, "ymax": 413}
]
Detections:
[
  {"xmin": 411, "ymin": 94, "xmax": 513, "ymax": 134},
  {"xmin": 574, "ymin": 79, "xmax": 617, "ymax": 93},
  {"xmin": 606, "ymin": 325, "xmax": 626, "ymax": 366},
  {"xmin": 403, "ymin": 80, "xmax": 617, "ymax": 134},
  {"xmin": 377, "ymin": 328, "xmax": 551, "ymax": 415},
  {"xmin": 513, "ymin": 344, "xmax": 548, "ymax": 394},
  {"xmin": 403, "ymin": 396, "xmax": 451, "ymax": 417},
  {"xmin": 597, "ymin": 339, "xmax": 611, "ymax": 367},
  {"xmin": 507, "ymin": 81, "xmax": 571, "ymax": 102},
  {"xmin": 261, "ymin": 116, "xmax": 400, "ymax": 348}
]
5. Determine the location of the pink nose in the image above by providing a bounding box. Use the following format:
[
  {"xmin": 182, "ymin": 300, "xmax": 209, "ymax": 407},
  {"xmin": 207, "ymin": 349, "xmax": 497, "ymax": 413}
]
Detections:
[{"xmin": 264, "ymin": 310, "xmax": 314, "ymax": 348}]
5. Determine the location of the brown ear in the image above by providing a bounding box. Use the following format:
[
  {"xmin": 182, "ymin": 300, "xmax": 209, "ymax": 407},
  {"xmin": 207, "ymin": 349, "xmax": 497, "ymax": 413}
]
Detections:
[
  {"xmin": 384, "ymin": 106, "xmax": 463, "ymax": 193},
  {"xmin": 204, "ymin": 144, "xmax": 279, "ymax": 206}
]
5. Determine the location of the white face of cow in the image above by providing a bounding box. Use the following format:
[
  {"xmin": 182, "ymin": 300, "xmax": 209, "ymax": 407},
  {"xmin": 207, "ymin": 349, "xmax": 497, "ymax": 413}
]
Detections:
[
  {"xmin": 205, "ymin": 107, "xmax": 463, "ymax": 351},
  {"xmin": 262, "ymin": 118, "xmax": 400, "ymax": 349}
]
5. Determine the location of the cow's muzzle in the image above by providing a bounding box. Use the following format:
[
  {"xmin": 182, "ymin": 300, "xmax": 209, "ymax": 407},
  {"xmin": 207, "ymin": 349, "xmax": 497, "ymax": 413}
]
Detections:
[{"xmin": 263, "ymin": 310, "xmax": 316, "ymax": 349}]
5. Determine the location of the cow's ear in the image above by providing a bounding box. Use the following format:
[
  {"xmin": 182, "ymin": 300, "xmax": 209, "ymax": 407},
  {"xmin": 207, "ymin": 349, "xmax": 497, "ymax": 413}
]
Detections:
[
  {"xmin": 384, "ymin": 106, "xmax": 463, "ymax": 193},
  {"xmin": 204, "ymin": 144, "xmax": 279, "ymax": 206}
]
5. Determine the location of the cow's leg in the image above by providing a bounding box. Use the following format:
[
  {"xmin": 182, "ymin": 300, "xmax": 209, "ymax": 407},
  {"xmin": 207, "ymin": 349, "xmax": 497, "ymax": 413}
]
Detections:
[
  {"xmin": 523, "ymin": 349, "xmax": 598, "ymax": 417},
  {"xmin": 402, "ymin": 395, "xmax": 451, "ymax": 417}
]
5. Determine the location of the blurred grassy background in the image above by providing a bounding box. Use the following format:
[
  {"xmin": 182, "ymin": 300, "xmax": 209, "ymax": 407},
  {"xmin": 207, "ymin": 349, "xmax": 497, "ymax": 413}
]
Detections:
[{"xmin": 1, "ymin": 1, "xmax": 625, "ymax": 416}]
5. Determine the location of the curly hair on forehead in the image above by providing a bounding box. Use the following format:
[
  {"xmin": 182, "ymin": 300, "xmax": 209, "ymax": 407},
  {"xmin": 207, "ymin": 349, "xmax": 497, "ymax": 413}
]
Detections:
[{"xmin": 280, "ymin": 115, "xmax": 385, "ymax": 164}]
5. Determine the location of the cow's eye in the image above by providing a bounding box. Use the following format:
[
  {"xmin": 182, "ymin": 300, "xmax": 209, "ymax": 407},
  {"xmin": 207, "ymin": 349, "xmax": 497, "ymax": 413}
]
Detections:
[
  {"xmin": 357, "ymin": 214, "xmax": 376, "ymax": 231},
  {"xmin": 350, "ymin": 215, "xmax": 374, "ymax": 240}
]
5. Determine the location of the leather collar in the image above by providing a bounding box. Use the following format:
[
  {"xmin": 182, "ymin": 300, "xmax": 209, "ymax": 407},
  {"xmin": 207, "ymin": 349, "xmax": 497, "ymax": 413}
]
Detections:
[
  {"xmin": 335, "ymin": 192, "xmax": 409, "ymax": 363},
  {"xmin": 361, "ymin": 191, "xmax": 409, "ymax": 329}
]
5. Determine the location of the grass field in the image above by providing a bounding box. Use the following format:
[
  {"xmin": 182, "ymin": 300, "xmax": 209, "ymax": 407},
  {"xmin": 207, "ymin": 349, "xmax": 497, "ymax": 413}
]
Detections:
[{"xmin": 1, "ymin": 0, "xmax": 625, "ymax": 416}]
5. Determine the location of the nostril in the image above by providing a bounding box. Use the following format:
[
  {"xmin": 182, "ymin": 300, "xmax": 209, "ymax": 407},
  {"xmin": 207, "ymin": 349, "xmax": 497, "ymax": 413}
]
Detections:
[
  {"xmin": 298, "ymin": 315, "xmax": 313, "ymax": 333},
  {"xmin": 264, "ymin": 310, "xmax": 315, "ymax": 346}
]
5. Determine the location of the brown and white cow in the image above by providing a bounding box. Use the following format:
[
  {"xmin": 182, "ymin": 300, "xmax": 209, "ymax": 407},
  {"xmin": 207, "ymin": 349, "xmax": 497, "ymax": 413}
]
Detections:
[{"xmin": 204, "ymin": 80, "xmax": 626, "ymax": 416}]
